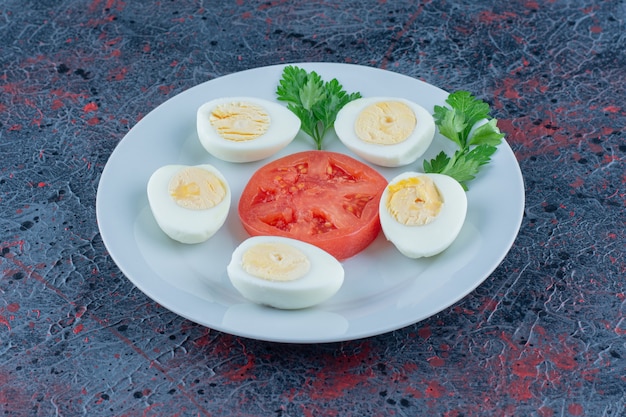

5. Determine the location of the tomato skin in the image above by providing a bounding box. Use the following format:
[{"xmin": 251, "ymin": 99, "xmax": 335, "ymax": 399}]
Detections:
[{"xmin": 238, "ymin": 151, "xmax": 388, "ymax": 260}]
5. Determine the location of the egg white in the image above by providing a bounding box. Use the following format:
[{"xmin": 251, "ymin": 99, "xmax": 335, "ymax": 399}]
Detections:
[
  {"xmin": 227, "ymin": 236, "xmax": 345, "ymax": 310},
  {"xmin": 147, "ymin": 164, "xmax": 231, "ymax": 244},
  {"xmin": 196, "ymin": 96, "xmax": 301, "ymax": 163},
  {"xmin": 379, "ymin": 172, "xmax": 467, "ymax": 258},
  {"xmin": 334, "ymin": 97, "xmax": 436, "ymax": 167}
]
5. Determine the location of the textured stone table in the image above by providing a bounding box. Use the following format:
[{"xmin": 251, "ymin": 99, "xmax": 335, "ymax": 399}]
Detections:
[{"xmin": 1, "ymin": 1, "xmax": 624, "ymax": 416}]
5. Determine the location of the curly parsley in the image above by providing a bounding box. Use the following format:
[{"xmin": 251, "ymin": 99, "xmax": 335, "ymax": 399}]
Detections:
[
  {"xmin": 423, "ymin": 90, "xmax": 505, "ymax": 190},
  {"xmin": 276, "ymin": 65, "xmax": 361, "ymax": 150}
]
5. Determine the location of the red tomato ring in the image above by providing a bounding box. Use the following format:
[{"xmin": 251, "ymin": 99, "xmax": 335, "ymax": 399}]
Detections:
[{"xmin": 238, "ymin": 150, "xmax": 388, "ymax": 260}]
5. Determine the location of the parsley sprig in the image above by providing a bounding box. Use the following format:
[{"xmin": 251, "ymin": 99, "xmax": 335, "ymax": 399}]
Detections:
[
  {"xmin": 276, "ymin": 65, "xmax": 361, "ymax": 150},
  {"xmin": 424, "ymin": 90, "xmax": 505, "ymax": 190}
]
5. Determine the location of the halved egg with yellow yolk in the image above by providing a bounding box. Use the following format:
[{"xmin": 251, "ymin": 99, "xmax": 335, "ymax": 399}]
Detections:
[
  {"xmin": 227, "ymin": 236, "xmax": 344, "ymax": 310},
  {"xmin": 147, "ymin": 164, "xmax": 231, "ymax": 244},
  {"xmin": 379, "ymin": 172, "xmax": 467, "ymax": 258},
  {"xmin": 196, "ymin": 97, "xmax": 301, "ymax": 163},
  {"xmin": 334, "ymin": 97, "xmax": 436, "ymax": 167}
]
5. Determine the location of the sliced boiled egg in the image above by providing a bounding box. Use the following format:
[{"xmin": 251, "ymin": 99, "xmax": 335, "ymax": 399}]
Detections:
[
  {"xmin": 379, "ymin": 172, "xmax": 467, "ymax": 258},
  {"xmin": 334, "ymin": 97, "xmax": 436, "ymax": 167},
  {"xmin": 196, "ymin": 97, "xmax": 301, "ymax": 163},
  {"xmin": 227, "ymin": 236, "xmax": 344, "ymax": 310},
  {"xmin": 147, "ymin": 164, "xmax": 231, "ymax": 244}
]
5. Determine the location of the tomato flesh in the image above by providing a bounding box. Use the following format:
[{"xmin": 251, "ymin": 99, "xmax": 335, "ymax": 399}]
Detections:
[{"xmin": 238, "ymin": 151, "xmax": 387, "ymax": 259}]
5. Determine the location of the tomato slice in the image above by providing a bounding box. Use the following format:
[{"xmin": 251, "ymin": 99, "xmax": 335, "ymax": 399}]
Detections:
[{"xmin": 238, "ymin": 150, "xmax": 388, "ymax": 260}]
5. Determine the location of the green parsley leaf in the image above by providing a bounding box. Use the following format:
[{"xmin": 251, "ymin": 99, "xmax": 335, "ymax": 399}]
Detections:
[
  {"xmin": 276, "ymin": 65, "xmax": 361, "ymax": 150},
  {"xmin": 440, "ymin": 150, "xmax": 483, "ymax": 185},
  {"xmin": 276, "ymin": 66, "xmax": 308, "ymax": 104},
  {"xmin": 433, "ymin": 106, "xmax": 466, "ymax": 148},
  {"xmin": 422, "ymin": 151, "xmax": 451, "ymax": 174},
  {"xmin": 424, "ymin": 90, "xmax": 504, "ymax": 190},
  {"xmin": 468, "ymin": 119, "xmax": 505, "ymax": 147},
  {"xmin": 299, "ymin": 72, "xmax": 325, "ymax": 111},
  {"xmin": 467, "ymin": 143, "xmax": 498, "ymax": 166}
]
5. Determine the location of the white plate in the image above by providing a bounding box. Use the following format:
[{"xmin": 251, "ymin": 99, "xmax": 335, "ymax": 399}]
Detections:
[{"xmin": 96, "ymin": 62, "xmax": 524, "ymax": 343}]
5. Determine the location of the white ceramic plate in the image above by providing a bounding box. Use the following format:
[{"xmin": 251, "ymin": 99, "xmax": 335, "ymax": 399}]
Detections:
[{"xmin": 96, "ymin": 62, "xmax": 524, "ymax": 343}]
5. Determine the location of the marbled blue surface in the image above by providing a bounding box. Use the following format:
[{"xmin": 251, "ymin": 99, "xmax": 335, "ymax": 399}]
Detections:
[{"xmin": 1, "ymin": 1, "xmax": 624, "ymax": 416}]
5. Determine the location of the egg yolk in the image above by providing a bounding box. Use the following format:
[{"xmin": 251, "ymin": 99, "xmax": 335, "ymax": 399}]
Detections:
[
  {"xmin": 386, "ymin": 176, "xmax": 443, "ymax": 226},
  {"xmin": 209, "ymin": 101, "xmax": 270, "ymax": 142},
  {"xmin": 168, "ymin": 167, "xmax": 227, "ymax": 210},
  {"xmin": 242, "ymin": 242, "xmax": 311, "ymax": 282},
  {"xmin": 355, "ymin": 101, "xmax": 416, "ymax": 145}
]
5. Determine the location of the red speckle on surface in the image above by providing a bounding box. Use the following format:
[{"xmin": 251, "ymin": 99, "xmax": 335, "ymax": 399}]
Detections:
[
  {"xmin": 525, "ymin": 0, "xmax": 539, "ymax": 9},
  {"xmin": 509, "ymin": 376, "xmax": 534, "ymax": 401},
  {"xmin": 87, "ymin": 0, "xmax": 102, "ymax": 13},
  {"xmin": 479, "ymin": 297, "xmax": 499, "ymax": 314},
  {"xmin": 403, "ymin": 384, "xmax": 423, "ymax": 400},
  {"xmin": 51, "ymin": 99, "xmax": 65, "ymax": 110},
  {"xmin": 499, "ymin": 78, "xmax": 522, "ymax": 99},
  {"xmin": 108, "ymin": 67, "xmax": 128, "ymax": 81},
  {"xmin": 613, "ymin": 319, "xmax": 626, "ymax": 335},
  {"xmin": 418, "ymin": 324, "xmax": 432, "ymax": 339},
  {"xmin": 424, "ymin": 380, "xmax": 446, "ymax": 398},
  {"xmin": 568, "ymin": 403, "xmax": 584, "ymax": 416},
  {"xmin": 512, "ymin": 351, "xmax": 542, "ymax": 378},
  {"xmin": 443, "ymin": 411, "xmax": 465, "ymax": 417},
  {"xmin": 220, "ymin": 345, "xmax": 256, "ymax": 383},
  {"xmin": 590, "ymin": 26, "xmax": 602, "ymax": 34},
  {"xmin": 307, "ymin": 369, "xmax": 372, "ymax": 401},
  {"xmin": 83, "ymin": 102, "xmax": 98, "ymax": 113},
  {"xmin": 88, "ymin": 0, "xmax": 125, "ymax": 14},
  {"xmin": 193, "ymin": 328, "xmax": 213, "ymax": 348},
  {"xmin": 498, "ymin": 111, "xmax": 582, "ymax": 159},
  {"xmin": 477, "ymin": 10, "xmax": 517, "ymax": 24},
  {"xmin": 73, "ymin": 323, "xmax": 84, "ymax": 334},
  {"xmin": 602, "ymin": 105, "xmax": 620, "ymax": 113},
  {"xmin": 427, "ymin": 356, "xmax": 445, "ymax": 367},
  {"xmin": 570, "ymin": 177, "xmax": 585, "ymax": 188},
  {"xmin": 7, "ymin": 303, "xmax": 19, "ymax": 313},
  {"xmin": 158, "ymin": 85, "xmax": 175, "ymax": 95},
  {"xmin": 548, "ymin": 339, "xmax": 579, "ymax": 371},
  {"xmin": 582, "ymin": 5, "xmax": 597, "ymax": 14},
  {"xmin": 305, "ymin": 345, "xmax": 376, "ymax": 401},
  {"xmin": 0, "ymin": 315, "xmax": 10, "ymax": 330},
  {"xmin": 50, "ymin": 89, "xmax": 88, "ymax": 101}
]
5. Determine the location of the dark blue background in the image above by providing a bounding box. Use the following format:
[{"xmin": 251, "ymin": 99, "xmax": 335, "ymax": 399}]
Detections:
[{"xmin": 1, "ymin": 1, "xmax": 624, "ymax": 416}]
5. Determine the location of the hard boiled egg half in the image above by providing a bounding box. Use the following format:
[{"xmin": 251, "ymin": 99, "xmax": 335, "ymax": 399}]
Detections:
[
  {"xmin": 334, "ymin": 97, "xmax": 436, "ymax": 167},
  {"xmin": 197, "ymin": 97, "xmax": 301, "ymax": 163},
  {"xmin": 379, "ymin": 172, "xmax": 467, "ymax": 258},
  {"xmin": 227, "ymin": 236, "xmax": 344, "ymax": 310},
  {"xmin": 147, "ymin": 164, "xmax": 231, "ymax": 244}
]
